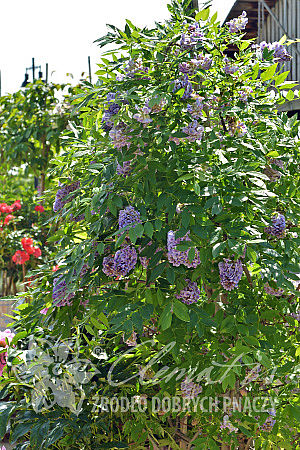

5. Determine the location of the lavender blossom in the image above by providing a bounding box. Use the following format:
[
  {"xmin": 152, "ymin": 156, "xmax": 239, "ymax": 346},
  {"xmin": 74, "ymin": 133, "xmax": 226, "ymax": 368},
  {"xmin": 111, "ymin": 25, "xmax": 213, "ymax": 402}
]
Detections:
[
  {"xmin": 53, "ymin": 181, "xmax": 80, "ymax": 213},
  {"xmin": 218, "ymin": 258, "xmax": 243, "ymax": 291},
  {"xmin": 227, "ymin": 11, "xmax": 248, "ymax": 33},
  {"xmin": 179, "ymin": 23, "xmax": 204, "ymax": 50},
  {"xmin": 265, "ymin": 213, "xmax": 286, "ymax": 238},
  {"xmin": 172, "ymin": 74, "xmax": 193, "ymax": 99},
  {"xmin": 187, "ymin": 96, "xmax": 204, "ymax": 119},
  {"xmin": 109, "ymin": 127, "xmax": 131, "ymax": 150},
  {"xmin": 182, "ymin": 120, "xmax": 204, "ymax": 142},
  {"xmin": 124, "ymin": 59, "xmax": 149, "ymax": 78},
  {"xmin": 264, "ymin": 283, "xmax": 284, "ymax": 297},
  {"xmin": 133, "ymin": 106, "xmax": 152, "ymax": 124},
  {"xmin": 238, "ymin": 86, "xmax": 253, "ymax": 102},
  {"xmin": 123, "ymin": 331, "xmax": 137, "ymax": 347},
  {"xmin": 175, "ymin": 279, "xmax": 201, "ymax": 305},
  {"xmin": 224, "ymin": 57, "xmax": 239, "ymax": 75},
  {"xmin": 260, "ymin": 409, "xmax": 276, "ymax": 432},
  {"xmin": 167, "ymin": 230, "xmax": 201, "ymax": 268},
  {"xmin": 113, "ymin": 245, "xmax": 138, "ymax": 276},
  {"xmin": 118, "ymin": 206, "xmax": 141, "ymax": 230},
  {"xmin": 181, "ymin": 378, "xmax": 202, "ymax": 399},
  {"xmin": 116, "ymin": 160, "xmax": 132, "ymax": 177},
  {"xmin": 52, "ymin": 276, "xmax": 75, "ymax": 307},
  {"xmin": 220, "ymin": 415, "xmax": 238, "ymax": 433},
  {"xmin": 255, "ymin": 41, "xmax": 292, "ymax": 63},
  {"xmin": 197, "ymin": 53, "xmax": 213, "ymax": 70}
]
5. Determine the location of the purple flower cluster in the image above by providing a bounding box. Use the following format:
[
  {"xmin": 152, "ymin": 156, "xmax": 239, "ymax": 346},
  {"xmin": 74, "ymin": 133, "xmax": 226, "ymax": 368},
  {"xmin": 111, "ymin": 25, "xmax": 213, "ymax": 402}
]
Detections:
[
  {"xmin": 133, "ymin": 106, "xmax": 152, "ymax": 124},
  {"xmin": 116, "ymin": 160, "xmax": 132, "ymax": 177},
  {"xmin": 179, "ymin": 23, "xmax": 204, "ymax": 50},
  {"xmin": 218, "ymin": 258, "xmax": 243, "ymax": 291},
  {"xmin": 167, "ymin": 230, "xmax": 201, "ymax": 268},
  {"xmin": 187, "ymin": 96, "xmax": 204, "ymax": 119},
  {"xmin": 182, "ymin": 120, "xmax": 204, "ymax": 142},
  {"xmin": 118, "ymin": 206, "xmax": 141, "ymax": 230},
  {"xmin": 102, "ymin": 245, "xmax": 137, "ymax": 277},
  {"xmin": 256, "ymin": 41, "xmax": 292, "ymax": 63},
  {"xmin": 290, "ymin": 311, "xmax": 300, "ymax": 321},
  {"xmin": 238, "ymin": 86, "xmax": 253, "ymax": 102},
  {"xmin": 70, "ymin": 213, "xmax": 85, "ymax": 222},
  {"xmin": 220, "ymin": 415, "xmax": 238, "ymax": 433},
  {"xmin": 227, "ymin": 11, "xmax": 248, "ymax": 33},
  {"xmin": 53, "ymin": 181, "xmax": 80, "ymax": 213},
  {"xmin": 52, "ymin": 276, "xmax": 75, "ymax": 307},
  {"xmin": 270, "ymin": 158, "xmax": 284, "ymax": 169},
  {"xmin": 181, "ymin": 378, "xmax": 202, "ymax": 399},
  {"xmin": 260, "ymin": 409, "xmax": 276, "ymax": 432},
  {"xmin": 173, "ymin": 74, "xmax": 193, "ymax": 99},
  {"xmin": 101, "ymin": 92, "xmax": 121, "ymax": 131},
  {"xmin": 264, "ymin": 282, "xmax": 284, "ymax": 297},
  {"xmin": 265, "ymin": 213, "xmax": 286, "ymax": 238},
  {"xmin": 145, "ymin": 96, "xmax": 166, "ymax": 114},
  {"xmin": 224, "ymin": 57, "xmax": 238, "ymax": 75},
  {"xmin": 242, "ymin": 364, "xmax": 261, "ymax": 386},
  {"xmin": 124, "ymin": 59, "xmax": 149, "ymax": 77},
  {"xmin": 197, "ymin": 53, "xmax": 213, "ymax": 70},
  {"xmin": 175, "ymin": 279, "xmax": 201, "ymax": 305},
  {"xmin": 123, "ymin": 331, "xmax": 137, "ymax": 347},
  {"xmin": 228, "ymin": 119, "xmax": 247, "ymax": 137},
  {"xmin": 109, "ymin": 127, "xmax": 131, "ymax": 150}
]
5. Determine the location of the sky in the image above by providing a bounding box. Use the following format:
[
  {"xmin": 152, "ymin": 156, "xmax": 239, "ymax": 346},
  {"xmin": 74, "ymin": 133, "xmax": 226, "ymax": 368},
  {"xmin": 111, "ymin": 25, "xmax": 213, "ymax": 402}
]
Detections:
[{"xmin": 0, "ymin": 0, "xmax": 229, "ymax": 95}]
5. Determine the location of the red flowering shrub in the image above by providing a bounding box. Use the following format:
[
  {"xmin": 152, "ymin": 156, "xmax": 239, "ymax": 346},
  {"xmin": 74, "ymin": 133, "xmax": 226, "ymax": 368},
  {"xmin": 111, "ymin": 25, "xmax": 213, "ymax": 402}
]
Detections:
[
  {"xmin": 34, "ymin": 205, "xmax": 45, "ymax": 212},
  {"xmin": 12, "ymin": 250, "xmax": 30, "ymax": 265}
]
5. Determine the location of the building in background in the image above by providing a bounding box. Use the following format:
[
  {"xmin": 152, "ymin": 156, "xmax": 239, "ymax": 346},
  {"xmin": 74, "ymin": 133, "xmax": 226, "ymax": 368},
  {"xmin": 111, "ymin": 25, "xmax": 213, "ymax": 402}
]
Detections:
[{"xmin": 222, "ymin": 0, "xmax": 300, "ymax": 114}]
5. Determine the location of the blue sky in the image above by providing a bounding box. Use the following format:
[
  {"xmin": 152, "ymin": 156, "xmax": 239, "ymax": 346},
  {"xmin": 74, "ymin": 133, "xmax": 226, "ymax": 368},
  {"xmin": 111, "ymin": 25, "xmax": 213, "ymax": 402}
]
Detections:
[{"xmin": 0, "ymin": 0, "xmax": 229, "ymax": 94}]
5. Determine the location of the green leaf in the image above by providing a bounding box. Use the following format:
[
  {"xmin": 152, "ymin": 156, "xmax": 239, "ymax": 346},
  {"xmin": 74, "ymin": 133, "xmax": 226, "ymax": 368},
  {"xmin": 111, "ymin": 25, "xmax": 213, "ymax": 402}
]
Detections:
[
  {"xmin": 246, "ymin": 247, "xmax": 257, "ymax": 263},
  {"xmin": 0, "ymin": 403, "xmax": 16, "ymax": 439},
  {"xmin": 144, "ymin": 222, "xmax": 154, "ymax": 238},
  {"xmin": 286, "ymin": 90, "xmax": 295, "ymax": 101},
  {"xmin": 148, "ymin": 262, "xmax": 167, "ymax": 283},
  {"xmin": 188, "ymin": 247, "xmax": 196, "ymax": 263},
  {"xmin": 129, "ymin": 223, "xmax": 143, "ymax": 244},
  {"xmin": 195, "ymin": 8, "xmax": 210, "ymax": 21},
  {"xmin": 261, "ymin": 63, "xmax": 278, "ymax": 81},
  {"xmin": 255, "ymin": 350, "xmax": 272, "ymax": 368},
  {"xmin": 159, "ymin": 304, "xmax": 173, "ymax": 330},
  {"xmin": 166, "ymin": 267, "xmax": 175, "ymax": 284},
  {"xmin": 212, "ymin": 242, "xmax": 226, "ymax": 258},
  {"xmin": 288, "ymin": 405, "xmax": 300, "ymax": 422},
  {"xmin": 274, "ymin": 70, "xmax": 289, "ymax": 86},
  {"xmin": 173, "ymin": 299, "xmax": 190, "ymax": 322}
]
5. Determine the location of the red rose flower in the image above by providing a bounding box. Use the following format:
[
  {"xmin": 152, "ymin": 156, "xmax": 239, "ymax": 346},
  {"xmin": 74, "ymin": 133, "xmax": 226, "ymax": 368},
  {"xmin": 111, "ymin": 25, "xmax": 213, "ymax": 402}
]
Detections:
[
  {"xmin": 21, "ymin": 237, "xmax": 34, "ymax": 254},
  {"xmin": 35, "ymin": 205, "xmax": 45, "ymax": 212},
  {"xmin": 3, "ymin": 214, "xmax": 14, "ymax": 225},
  {"xmin": 32, "ymin": 247, "xmax": 42, "ymax": 258},
  {"xmin": 12, "ymin": 250, "xmax": 30, "ymax": 265},
  {"xmin": 12, "ymin": 200, "xmax": 22, "ymax": 211}
]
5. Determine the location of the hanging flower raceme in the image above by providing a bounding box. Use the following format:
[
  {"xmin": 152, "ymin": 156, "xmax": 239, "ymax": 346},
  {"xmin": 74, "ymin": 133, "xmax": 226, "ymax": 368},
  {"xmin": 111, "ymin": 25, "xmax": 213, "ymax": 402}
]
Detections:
[
  {"xmin": 218, "ymin": 258, "xmax": 243, "ymax": 291},
  {"xmin": 175, "ymin": 279, "xmax": 201, "ymax": 305},
  {"xmin": 172, "ymin": 74, "xmax": 193, "ymax": 99},
  {"xmin": 101, "ymin": 92, "xmax": 121, "ymax": 131},
  {"xmin": 167, "ymin": 230, "xmax": 201, "ymax": 268},
  {"xmin": 187, "ymin": 95, "xmax": 204, "ymax": 119},
  {"xmin": 0, "ymin": 329, "xmax": 15, "ymax": 377},
  {"xmin": 265, "ymin": 213, "xmax": 286, "ymax": 238},
  {"xmin": 109, "ymin": 127, "xmax": 131, "ymax": 150},
  {"xmin": 182, "ymin": 120, "xmax": 204, "ymax": 142},
  {"xmin": 260, "ymin": 409, "xmax": 276, "ymax": 432},
  {"xmin": 227, "ymin": 11, "xmax": 248, "ymax": 33},
  {"xmin": 133, "ymin": 106, "xmax": 152, "ymax": 124},
  {"xmin": 224, "ymin": 57, "xmax": 239, "ymax": 75},
  {"xmin": 118, "ymin": 206, "xmax": 141, "ymax": 230},
  {"xmin": 181, "ymin": 378, "xmax": 202, "ymax": 399},
  {"xmin": 124, "ymin": 59, "xmax": 149, "ymax": 78},
  {"xmin": 179, "ymin": 22, "xmax": 204, "ymax": 50},
  {"xmin": 116, "ymin": 160, "xmax": 132, "ymax": 177},
  {"xmin": 220, "ymin": 415, "xmax": 238, "ymax": 433},
  {"xmin": 264, "ymin": 282, "xmax": 284, "ymax": 297},
  {"xmin": 255, "ymin": 41, "xmax": 292, "ymax": 63},
  {"xmin": 52, "ymin": 276, "xmax": 75, "ymax": 307},
  {"xmin": 102, "ymin": 245, "xmax": 137, "ymax": 277},
  {"xmin": 53, "ymin": 181, "xmax": 80, "ymax": 213}
]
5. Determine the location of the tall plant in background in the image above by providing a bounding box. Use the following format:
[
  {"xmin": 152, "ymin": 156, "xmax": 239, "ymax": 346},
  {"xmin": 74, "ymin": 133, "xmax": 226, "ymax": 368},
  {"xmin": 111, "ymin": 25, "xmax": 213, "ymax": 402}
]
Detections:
[
  {"xmin": 0, "ymin": 80, "xmax": 74, "ymax": 193},
  {"xmin": 1, "ymin": 1, "xmax": 299, "ymax": 449}
]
